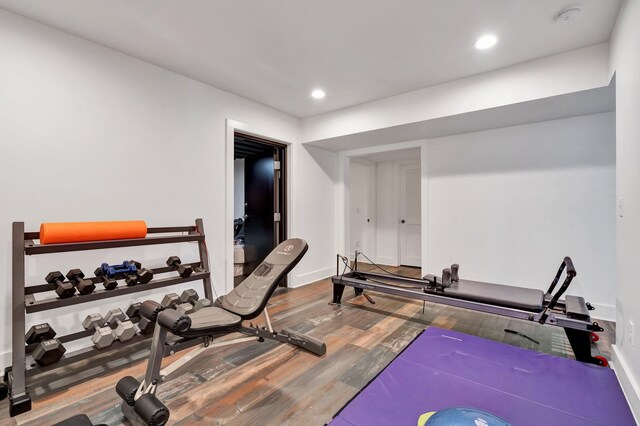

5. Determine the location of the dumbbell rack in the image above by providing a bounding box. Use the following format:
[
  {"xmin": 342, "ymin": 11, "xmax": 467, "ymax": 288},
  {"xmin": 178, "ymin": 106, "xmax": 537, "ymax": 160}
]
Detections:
[{"xmin": 8, "ymin": 218, "xmax": 214, "ymax": 417}]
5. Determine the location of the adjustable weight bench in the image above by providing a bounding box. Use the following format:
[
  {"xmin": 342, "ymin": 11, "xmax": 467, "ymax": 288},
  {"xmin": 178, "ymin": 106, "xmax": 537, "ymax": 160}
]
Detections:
[
  {"xmin": 332, "ymin": 252, "xmax": 605, "ymax": 366},
  {"xmin": 113, "ymin": 239, "xmax": 326, "ymax": 426}
]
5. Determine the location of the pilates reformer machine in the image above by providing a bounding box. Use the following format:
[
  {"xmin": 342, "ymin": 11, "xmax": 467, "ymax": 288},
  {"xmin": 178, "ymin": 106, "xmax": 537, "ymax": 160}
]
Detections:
[{"xmin": 331, "ymin": 251, "xmax": 606, "ymax": 366}]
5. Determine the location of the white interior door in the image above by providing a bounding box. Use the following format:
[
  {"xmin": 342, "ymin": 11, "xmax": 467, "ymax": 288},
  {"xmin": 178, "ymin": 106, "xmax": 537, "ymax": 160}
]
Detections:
[
  {"xmin": 349, "ymin": 160, "xmax": 374, "ymax": 259},
  {"xmin": 399, "ymin": 163, "xmax": 421, "ymax": 267}
]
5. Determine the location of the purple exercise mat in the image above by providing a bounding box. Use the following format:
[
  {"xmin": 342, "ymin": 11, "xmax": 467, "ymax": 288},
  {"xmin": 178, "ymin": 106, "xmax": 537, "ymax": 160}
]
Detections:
[{"xmin": 331, "ymin": 327, "xmax": 635, "ymax": 426}]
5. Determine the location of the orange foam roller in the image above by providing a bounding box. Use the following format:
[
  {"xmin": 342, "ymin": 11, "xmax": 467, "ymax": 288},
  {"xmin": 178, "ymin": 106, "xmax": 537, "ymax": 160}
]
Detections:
[{"xmin": 40, "ymin": 220, "xmax": 147, "ymax": 244}]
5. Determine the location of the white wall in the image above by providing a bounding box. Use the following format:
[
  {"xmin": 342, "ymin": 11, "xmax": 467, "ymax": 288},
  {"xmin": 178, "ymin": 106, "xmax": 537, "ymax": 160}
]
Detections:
[
  {"xmin": 288, "ymin": 144, "xmax": 338, "ymax": 286},
  {"xmin": 233, "ymin": 159, "xmax": 245, "ymax": 219},
  {"xmin": 609, "ymin": 0, "xmax": 640, "ymax": 418},
  {"xmin": 427, "ymin": 113, "xmax": 616, "ymax": 318},
  {"xmin": 0, "ymin": 9, "xmax": 337, "ymax": 368}
]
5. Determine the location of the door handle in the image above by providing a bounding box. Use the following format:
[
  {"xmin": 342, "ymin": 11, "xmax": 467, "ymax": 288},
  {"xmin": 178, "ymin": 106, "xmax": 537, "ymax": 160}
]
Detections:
[{"xmin": 401, "ymin": 219, "xmax": 406, "ymax": 224}]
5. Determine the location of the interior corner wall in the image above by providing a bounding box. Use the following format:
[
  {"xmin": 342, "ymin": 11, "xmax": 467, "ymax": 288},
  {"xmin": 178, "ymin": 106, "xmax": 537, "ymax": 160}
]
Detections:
[
  {"xmin": 0, "ymin": 9, "xmax": 337, "ymax": 368},
  {"xmin": 289, "ymin": 144, "xmax": 338, "ymax": 287},
  {"xmin": 609, "ymin": 0, "xmax": 640, "ymax": 418},
  {"xmin": 426, "ymin": 113, "xmax": 616, "ymax": 319}
]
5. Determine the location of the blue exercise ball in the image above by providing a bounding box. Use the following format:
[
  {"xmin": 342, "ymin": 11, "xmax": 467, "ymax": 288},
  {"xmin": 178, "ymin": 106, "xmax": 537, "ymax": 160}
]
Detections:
[{"xmin": 418, "ymin": 407, "xmax": 512, "ymax": 426}]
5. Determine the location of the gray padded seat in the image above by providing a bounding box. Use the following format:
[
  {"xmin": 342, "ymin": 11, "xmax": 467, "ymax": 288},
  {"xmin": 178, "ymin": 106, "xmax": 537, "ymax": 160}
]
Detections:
[
  {"xmin": 188, "ymin": 307, "xmax": 242, "ymax": 330},
  {"xmin": 444, "ymin": 279, "xmax": 544, "ymax": 311},
  {"xmin": 218, "ymin": 238, "xmax": 309, "ymax": 320}
]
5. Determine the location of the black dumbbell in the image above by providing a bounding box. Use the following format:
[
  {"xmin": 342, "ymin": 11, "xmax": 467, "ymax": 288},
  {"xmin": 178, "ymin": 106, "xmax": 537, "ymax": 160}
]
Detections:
[
  {"xmin": 25, "ymin": 323, "xmax": 56, "ymax": 344},
  {"xmin": 32, "ymin": 339, "xmax": 66, "ymax": 366},
  {"xmin": 126, "ymin": 302, "xmax": 141, "ymax": 319},
  {"xmin": 66, "ymin": 269, "xmax": 96, "ymax": 295},
  {"xmin": 94, "ymin": 267, "xmax": 118, "ymax": 290},
  {"xmin": 127, "ymin": 302, "xmax": 157, "ymax": 335},
  {"xmin": 25, "ymin": 324, "xmax": 66, "ymax": 366},
  {"xmin": 129, "ymin": 260, "xmax": 154, "ymax": 284},
  {"xmin": 45, "ymin": 271, "xmax": 76, "ymax": 299},
  {"xmin": 166, "ymin": 256, "xmax": 193, "ymax": 278},
  {"xmin": 124, "ymin": 273, "xmax": 138, "ymax": 287}
]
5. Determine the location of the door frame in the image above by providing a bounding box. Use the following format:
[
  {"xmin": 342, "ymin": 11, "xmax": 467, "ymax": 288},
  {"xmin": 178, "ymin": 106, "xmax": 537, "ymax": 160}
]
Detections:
[
  {"xmin": 337, "ymin": 140, "xmax": 429, "ymax": 276},
  {"xmin": 225, "ymin": 119, "xmax": 291, "ymax": 294}
]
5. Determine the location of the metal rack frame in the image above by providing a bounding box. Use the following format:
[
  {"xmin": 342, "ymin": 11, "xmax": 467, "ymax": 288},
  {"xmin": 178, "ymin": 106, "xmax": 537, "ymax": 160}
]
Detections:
[{"xmin": 8, "ymin": 218, "xmax": 213, "ymax": 417}]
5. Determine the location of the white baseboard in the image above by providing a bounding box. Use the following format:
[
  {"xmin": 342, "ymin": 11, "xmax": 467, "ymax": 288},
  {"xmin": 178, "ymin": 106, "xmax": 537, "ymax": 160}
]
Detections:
[
  {"xmin": 291, "ymin": 266, "xmax": 334, "ymax": 288},
  {"xmin": 375, "ymin": 256, "xmax": 397, "ymax": 266},
  {"xmin": 590, "ymin": 302, "xmax": 616, "ymax": 322},
  {"xmin": 611, "ymin": 345, "xmax": 640, "ymax": 424}
]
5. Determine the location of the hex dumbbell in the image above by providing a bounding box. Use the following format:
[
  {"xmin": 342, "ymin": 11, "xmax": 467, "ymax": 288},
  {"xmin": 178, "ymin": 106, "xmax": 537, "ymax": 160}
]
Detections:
[
  {"xmin": 66, "ymin": 269, "xmax": 96, "ymax": 295},
  {"xmin": 25, "ymin": 323, "xmax": 66, "ymax": 366},
  {"xmin": 25, "ymin": 323, "xmax": 56, "ymax": 344},
  {"xmin": 127, "ymin": 302, "xmax": 159, "ymax": 335},
  {"xmin": 126, "ymin": 302, "xmax": 141, "ymax": 319},
  {"xmin": 129, "ymin": 260, "xmax": 154, "ymax": 284},
  {"xmin": 161, "ymin": 293, "xmax": 181, "ymax": 309},
  {"xmin": 32, "ymin": 339, "xmax": 66, "ymax": 366},
  {"xmin": 105, "ymin": 308, "xmax": 136, "ymax": 342},
  {"xmin": 166, "ymin": 256, "xmax": 193, "ymax": 278},
  {"xmin": 123, "ymin": 273, "xmax": 138, "ymax": 287},
  {"xmin": 45, "ymin": 271, "xmax": 76, "ymax": 299},
  {"xmin": 82, "ymin": 314, "xmax": 115, "ymax": 348},
  {"xmin": 175, "ymin": 289, "xmax": 197, "ymax": 314},
  {"xmin": 179, "ymin": 289, "xmax": 212, "ymax": 312},
  {"xmin": 94, "ymin": 267, "xmax": 118, "ymax": 290}
]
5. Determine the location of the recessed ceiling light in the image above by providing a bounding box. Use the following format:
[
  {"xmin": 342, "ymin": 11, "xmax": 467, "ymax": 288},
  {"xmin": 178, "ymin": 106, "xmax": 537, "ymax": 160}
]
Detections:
[
  {"xmin": 311, "ymin": 89, "xmax": 326, "ymax": 99},
  {"xmin": 475, "ymin": 34, "xmax": 498, "ymax": 50}
]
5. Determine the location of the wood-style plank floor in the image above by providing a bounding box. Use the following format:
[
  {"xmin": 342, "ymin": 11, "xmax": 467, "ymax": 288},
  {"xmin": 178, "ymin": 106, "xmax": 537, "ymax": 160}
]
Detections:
[{"xmin": 1, "ymin": 264, "xmax": 614, "ymax": 425}]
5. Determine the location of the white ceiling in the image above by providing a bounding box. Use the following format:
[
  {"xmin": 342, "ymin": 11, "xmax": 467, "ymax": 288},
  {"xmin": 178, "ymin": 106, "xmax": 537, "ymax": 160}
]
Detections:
[{"xmin": 0, "ymin": 0, "xmax": 622, "ymax": 118}]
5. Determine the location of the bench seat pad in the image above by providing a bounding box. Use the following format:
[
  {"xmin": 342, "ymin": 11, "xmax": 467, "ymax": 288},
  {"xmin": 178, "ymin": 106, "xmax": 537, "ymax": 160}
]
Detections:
[{"xmin": 189, "ymin": 307, "xmax": 242, "ymax": 331}]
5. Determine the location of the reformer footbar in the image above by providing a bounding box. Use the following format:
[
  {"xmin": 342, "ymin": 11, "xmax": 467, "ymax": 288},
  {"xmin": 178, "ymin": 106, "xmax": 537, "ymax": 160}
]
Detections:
[
  {"xmin": 116, "ymin": 239, "xmax": 326, "ymax": 426},
  {"xmin": 331, "ymin": 251, "xmax": 605, "ymax": 366}
]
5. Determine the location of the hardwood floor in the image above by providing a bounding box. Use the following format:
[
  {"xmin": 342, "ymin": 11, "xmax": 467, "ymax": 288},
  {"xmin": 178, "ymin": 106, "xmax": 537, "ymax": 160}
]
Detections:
[{"xmin": 1, "ymin": 264, "xmax": 614, "ymax": 425}]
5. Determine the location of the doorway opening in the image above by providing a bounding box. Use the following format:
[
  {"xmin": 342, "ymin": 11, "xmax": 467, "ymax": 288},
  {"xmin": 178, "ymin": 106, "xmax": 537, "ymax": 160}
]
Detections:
[
  {"xmin": 233, "ymin": 132, "xmax": 287, "ymax": 287},
  {"xmin": 347, "ymin": 147, "xmax": 421, "ymax": 269}
]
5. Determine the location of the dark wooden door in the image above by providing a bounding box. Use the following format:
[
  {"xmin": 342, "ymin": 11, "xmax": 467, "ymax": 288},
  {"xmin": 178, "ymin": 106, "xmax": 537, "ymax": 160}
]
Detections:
[{"xmin": 244, "ymin": 150, "xmax": 275, "ymax": 272}]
